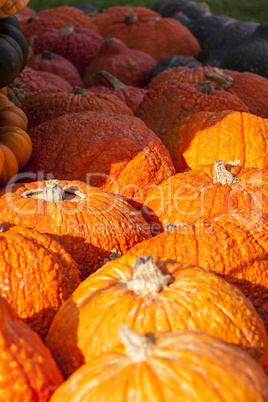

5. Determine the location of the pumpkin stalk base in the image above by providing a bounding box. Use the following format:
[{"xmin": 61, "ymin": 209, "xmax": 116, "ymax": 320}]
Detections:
[
  {"xmin": 213, "ymin": 160, "xmax": 241, "ymax": 185},
  {"xmin": 119, "ymin": 324, "xmax": 155, "ymax": 362}
]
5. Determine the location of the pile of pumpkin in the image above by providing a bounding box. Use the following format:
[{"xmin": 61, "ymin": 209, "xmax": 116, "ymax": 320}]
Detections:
[{"xmin": 1, "ymin": 0, "xmax": 268, "ymax": 400}]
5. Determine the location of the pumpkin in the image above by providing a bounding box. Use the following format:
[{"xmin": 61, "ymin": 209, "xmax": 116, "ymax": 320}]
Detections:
[
  {"xmin": 0, "ymin": 295, "xmax": 63, "ymax": 400},
  {"xmin": 259, "ymin": 352, "xmax": 268, "ymax": 376},
  {"xmin": 50, "ymin": 326, "xmax": 268, "ymax": 402},
  {"xmin": 0, "ymin": 98, "xmax": 28, "ymax": 130},
  {"xmin": 83, "ymin": 36, "xmax": 157, "ymax": 88},
  {"xmin": 8, "ymin": 65, "xmax": 46, "ymax": 98},
  {"xmin": 31, "ymin": 25, "xmax": 104, "ymax": 76},
  {"xmin": 0, "ymin": 0, "xmax": 30, "ymax": 18},
  {"xmin": 164, "ymin": 110, "xmax": 268, "ymax": 172},
  {"xmin": 142, "ymin": 160, "xmax": 268, "ymax": 232},
  {"xmin": 36, "ymin": 71, "xmax": 73, "ymax": 91},
  {"xmin": 0, "ymin": 14, "xmax": 21, "ymax": 30},
  {"xmin": 220, "ymin": 22, "xmax": 268, "ymax": 79},
  {"xmin": 0, "ymin": 223, "xmax": 80, "ymax": 337},
  {"xmin": 21, "ymin": 111, "xmax": 175, "ymax": 207},
  {"xmin": 185, "ymin": 14, "xmax": 237, "ymax": 47},
  {"xmin": 87, "ymin": 70, "xmax": 148, "ymax": 113},
  {"xmin": 27, "ymin": 50, "xmax": 84, "ymax": 88},
  {"xmin": 135, "ymin": 79, "xmax": 248, "ymax": 140},
  {"xmin": 89, "ymin": 6, "xmax": 201, "ymax": 62},
  {"xmin": 46, "ymin": 255, "xmax": 268, "ymax": 378},
  {"xmin": 0, "ymin": 179, "xmax": 152, "ymax": 279},
  {"xmin": 0, "ymin": 22, "xmax": 28, "ymax": 69},
  {"xmin": 21, "ymin": 88, "xmax": 134, "ymax": 130},
  {"xmin": 199, "ymin": 20, "xmax": 259, "ymax": 67},
  {"xmin": 127, "ymin": 210, "xmax": 268, "ymax": 333},
  {"xmin": 0, "ymin": 33, "xmax": 24, "ymax": 87},
  {"xmin": 21, "ymin": 6, "xmax": 99, "ymax": 41}
]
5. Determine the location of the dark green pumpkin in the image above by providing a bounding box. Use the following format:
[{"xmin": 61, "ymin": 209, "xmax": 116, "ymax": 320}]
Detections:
[
  {"xmin": 0, "ymin": 23, "xmax": 28, "ymax": 70},
  {"xmin": 0, "ymin": 34, "xmax": 23, "ymax": 87},
  {"xmin": 0, "ymin": 15, "xmax": 21, "ymax": 30}
]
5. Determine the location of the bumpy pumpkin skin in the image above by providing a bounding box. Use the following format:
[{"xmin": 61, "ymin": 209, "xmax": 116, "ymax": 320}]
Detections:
[
  {"xmin": 0, "ymin": 180, "xmax": 152, "ymax": 279},
  {"xmin": 27, "ymin": 51, "xmax": 84, "ymax": 88},
  {"xmin": 23, "ymin": 111, "xmax": 175, "ymax": 207},
  {"xmin": 46, "ymin": 255, "xmax": 268, "ymax": 378},
  {"xmin": 36, "ymin": 71, "xmax": 73, "ymax": 91},
  {"xmin": 8, "ymin": 66, "xmax": 46, "ymax": 97},
  {"xmin": 0, "ymin": 296, "xmax": 63, "ymax": 401},
  {"xmin": 142, "ymin": 163, "xmax": 268, "ymax": 231},
  {"xmin": 90, "ymin": 6, "xmax": 201, "ymax": 62},
  {"xmin": 31, "ymin": 26, "xmax": 104, "ymax": 76},
  {"xmin": 127, "ymin": 210, "xmax": 268, "ymax": 333},
  {"xmin": 21, "ymin": 6, "xmax": 99, "ymax": 41},
  {"xmin": 83, "ymin": 37, "xmax": 157, "ymax": 88},
  {"xmin": 50, "ymin": 328, "xmax": 268, "ymax": 402},
  {"xmin": 0, "ymin": 224, "xmax": 80, "ymax": 338},
  {"xmin": 165, "ymin": 110, "xmax": 268, "ymax": 172},
  {"xmin": 135, "ymin": 80, "xmax": 248, "ymax": 139},
  {"xmin": 21, "ymin": 88, "xmax": 134, "ymax": 130}
]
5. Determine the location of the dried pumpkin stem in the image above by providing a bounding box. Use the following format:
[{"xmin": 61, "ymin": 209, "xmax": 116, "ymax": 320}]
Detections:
[
  {"xmin": 205, "ymin": 72, "xmax": 234, "ymax": 90},
  {"xmin": 21, "ymin": 180, "xmax": 87, "ymax": 202},
  {"xmin": 196, "ymin": 81, "xmax": 214, "ymax": 95},
  {"xmin": 42, "ymin": 50, "xmax": 53, "ymax": 60},
  {"xmin": 213, "ymin": 160, "xmax": 240, "ymax": 185},
  {"xmin": 119, "ymin": 324, "xmax": 155, "ymax": 362},
  {"xmin": 99, "ymin": 71, "xmax": 127, "ymax": 90},
  {"xmin": 71, "ymin": 87, "xmax": 89, "ymax": 96},
  {"xmin": 126, "ymin": 256, "xmax": 173, "ymax": 296},
  {"xmin": 125, "ymin": 9, "xmax": 139, "ymax": 25}
]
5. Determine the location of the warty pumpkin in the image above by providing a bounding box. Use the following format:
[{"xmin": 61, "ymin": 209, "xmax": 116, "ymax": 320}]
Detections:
[
  {"xmin": 142, "ymin": 160, "xmax": 268, "ymax": 232},
  {"xmin": 89, "ymin": 6, "xmax": 201, "ymax": 62},
  {"xmin": 21, "ymin": 6, "xmax": 100, "ymax": 41},
  {"xmin": 127, "ymin": 210, "xmax": 268, "ymax": 333},
  {"xmin": 22, "ymin": 111, "xmax": 175, "ymax": 207},
  {"xmin": 21, "ymin": 88, "xmax": 134, "ymax": 130},
  {"xmin": 50, "ymin": 326, "xmax": 268, "ymax": 402},
  {"xmin": 0, "ymin": 223, "xmax": 80, "ymax": 337},
  {"xmin": 27, "ymin": 50, "xmax": 84, "ymax": 88},
  {"xmin": 46, "ymin": 254, "xmax": 268, "ymax": 378},
  {"xmin": 0, "ymin": 296, "xmax": 63, "ymax": 401},
  {"xmin": 36, "ymin": 70, "xmax": 73, "ymax": 91},
  {"xmin": 164, "ymin": 110, "xmax": 268, "ymax": 172},
  {"xmin": 7, "ymin": 65, "xmax": 46, "ymax": 98},
  {"xmin": 0, "ymin": 179, "xmax": 152, "ymax": 279},
  {"xmin": 83, "ymin": 36, "xmax": 157, "ymax": 88},
  {"xmin": 135, "ymin": 79, "xmax": 248, "ymax": 140},
  {"xmin": 30, "ymin": 25, "xmax": 104, "ymax": 76}
]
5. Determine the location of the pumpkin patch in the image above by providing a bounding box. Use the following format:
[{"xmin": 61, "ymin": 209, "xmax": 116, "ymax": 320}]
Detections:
[{"xmin": 1, "ymin": 0, "xmax": 268, "ymax": 399}]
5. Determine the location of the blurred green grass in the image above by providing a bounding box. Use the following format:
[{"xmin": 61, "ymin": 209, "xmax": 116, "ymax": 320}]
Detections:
[{"xmin": 28, "ymin": 0, "xmax": 267, "ymax": 22}]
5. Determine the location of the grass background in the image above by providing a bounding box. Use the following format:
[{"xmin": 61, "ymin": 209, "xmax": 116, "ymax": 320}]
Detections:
[{"xmin": 27, "ymin": 0, "xmax": 267, "ymax": 23}]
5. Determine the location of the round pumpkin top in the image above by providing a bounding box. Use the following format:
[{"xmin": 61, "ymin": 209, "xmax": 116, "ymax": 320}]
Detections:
[
  {"xmin": 46, "ymin": 254, "xmax": 268, "ymax": 378},
  {"xmin": 0, "ymin": 296, "xmax": 63, "ymax": 400},
  {"xmin": 0, "ymin": 223, "xmax": 80, "ymax": 338},
  {"xmin": 0, "ymin": 179, "xmax": 152, "ymax": 279},
  {"xmin": 50, "ymin": 326, "xmax": 268, "ymax": 402},
  {"xmin": 127, "ymin": 209, "xmax": 268, "ymax": 333}
]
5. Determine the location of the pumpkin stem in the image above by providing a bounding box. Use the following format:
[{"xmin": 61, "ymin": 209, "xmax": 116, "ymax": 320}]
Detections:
[
  {"xmin": 7, "ymin": 79, "xmax": 29, "ymax": 107},
  {"xmin": 58, "ymin": 25, "xmax": 75, "ymax": 35},
  {"xmin": 43, "ymin": 180, "xmax": 65, "ymax": 202},
  {"xmin": 196, "ymin": 81, "xmax": 214, "ymax": 95},
  {"xmin": 71, "ymin": 87, "xmax": 89, "ymax": 96},
  {"xmin": 125, "ymin": 9, "xmax": 139, "ymax": 25},
  {"xmin": 119, "ymin": 324, "xmax": 155, "ymax": 362},
  {"xmin": 205, "ymin": 72, "xmax": 234, "ymax": 90},
  {"xmin": 99, "ymin": 71, "xmax": 127, "ymax": 90},
  {"xmin": 126, "ymin": 256, "xmax": 173, "ymax": 296},
  {"xmin": 104, "ymin": 36, "xmax": 116, "ymax": 43},
  {"xmin": 42, "ymin": 50, "xmax": 53, "ymax": 60},
  {"xmin": 213, "ymin": 160, "xmax": 241, "ymax": 185}
]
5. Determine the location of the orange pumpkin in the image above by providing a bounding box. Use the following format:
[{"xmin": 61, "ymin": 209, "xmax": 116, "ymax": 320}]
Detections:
[
  {"xmin": 0, "ymin": 0, "xmax": 30, "ymax": 18},
  {"xmin": 127, "ymin": 210, "xmax": 268, "ymax": 333},
  {"xmin": 164, "ymin": 110, "xmax": 268, "ymax": 172},
  {"xmin": 0, "ymin": 296, "xmax": 63, "ymax": 400},
  {"xmin": 0, "ymin": 103, "xmax": 28, "ymax": 131},
  {"xmin": 50, "ymin": 326, "xmax": 268, "ymax": 402},
  {"xmin": 0, "ymin": 223, "xmax": 80, "ymax": 338},
  {"xmin": 46, "ymin": 255, "xmax": 268, "ymax": 378},
  {"xmin": 0, "ymin": 179, "xmax": 152, "ymax": 279},
  {"xmin": 142, "ymin": 161, "xmax": 268, "ymax": 232}
]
